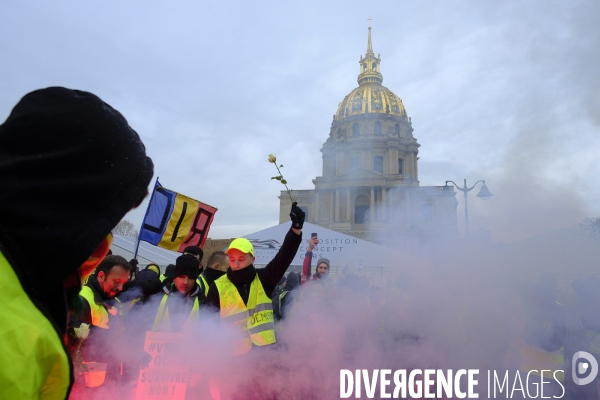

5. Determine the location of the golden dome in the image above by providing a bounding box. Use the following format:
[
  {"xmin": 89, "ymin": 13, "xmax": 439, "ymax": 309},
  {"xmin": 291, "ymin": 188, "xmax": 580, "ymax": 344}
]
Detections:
[
  {"xmin": 335, "ymin": 84, "xmax": 408, "ymax": 120},
  {"xmin": 334, "ymin": 26, "xmax": 408, "ymax": 122}
]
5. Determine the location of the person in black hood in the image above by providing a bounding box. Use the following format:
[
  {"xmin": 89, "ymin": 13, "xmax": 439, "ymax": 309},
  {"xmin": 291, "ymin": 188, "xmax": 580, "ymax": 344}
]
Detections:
[
  {"xmin": 274, "ymin": 271, "xmax": 300, "ymax": 321},
  {"xmin": 118, "ymin": 262, "xmax": 163, "ymax": 303},
  {"xmin": 207, "ymin": 202, "xmax": 304, "ymax": 354},
  {"xmin": 0, "ymin": 87, "xmax": 153, "ymax": 399}
]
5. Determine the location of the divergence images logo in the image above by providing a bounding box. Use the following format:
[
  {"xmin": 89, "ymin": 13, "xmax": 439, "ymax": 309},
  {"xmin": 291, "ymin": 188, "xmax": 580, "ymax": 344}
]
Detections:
[{"xmin": 573, "ymin": 351, "xmax": 598, "ymax": 386}]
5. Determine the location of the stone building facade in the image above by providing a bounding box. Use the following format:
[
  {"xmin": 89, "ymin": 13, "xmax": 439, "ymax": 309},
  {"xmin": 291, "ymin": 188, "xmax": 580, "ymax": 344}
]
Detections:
[{"xmin": 279, "ymin": 26, "xmax": 458, "ymax": 247}]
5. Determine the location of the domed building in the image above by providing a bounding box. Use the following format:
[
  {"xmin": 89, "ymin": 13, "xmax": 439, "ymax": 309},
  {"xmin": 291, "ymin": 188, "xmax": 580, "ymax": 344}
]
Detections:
[{"xmin": 279, "ymin": 26, "xmax": 458, "ymax": 247}]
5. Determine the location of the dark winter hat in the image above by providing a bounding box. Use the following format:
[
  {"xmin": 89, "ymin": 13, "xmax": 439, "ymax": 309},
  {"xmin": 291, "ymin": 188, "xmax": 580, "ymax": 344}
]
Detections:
[
  {"xmin": 316, "ymin": 258, "xmax": 330, "ymax": 269},
  {"xmin": 286, "ymin": 272, "xmax": 300, "ymax": 290},
  {"xmin": 173, "ymin": 254, "xmax": 200, "ymax": 280},
  {"xmin": 183, "ymin": 245, "xmax": 203, "ymax": 262},
  {"xmin": 164, "ymin": 264, "xmax": 176, "ymax": 278}
]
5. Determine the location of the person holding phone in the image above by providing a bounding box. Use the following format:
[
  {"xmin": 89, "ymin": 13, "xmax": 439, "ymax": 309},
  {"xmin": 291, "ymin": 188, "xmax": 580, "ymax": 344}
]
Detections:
[{"xmin": 301, "ymin": 233, "xmax": 322, "ymax": 283}]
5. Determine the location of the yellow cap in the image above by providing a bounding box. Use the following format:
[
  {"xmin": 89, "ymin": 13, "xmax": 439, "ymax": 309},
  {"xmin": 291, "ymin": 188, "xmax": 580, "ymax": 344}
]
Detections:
[{"xmin": 226, "ymin": 238, "xmax": 254, "ymax": 256}]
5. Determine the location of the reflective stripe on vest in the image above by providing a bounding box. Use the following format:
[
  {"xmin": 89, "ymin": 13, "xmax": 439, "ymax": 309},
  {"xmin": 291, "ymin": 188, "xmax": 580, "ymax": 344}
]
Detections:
[
  {"xmin": 519, "ymin": 344, "xmax": 564, "ymax": 382},
  {"xmin": 215, "ymin": 274, "xmax": 276, "ymax": 354},
  {"xmin": 80, "ymin": 286, "xmax": 109, "ymax": 329},
  {"xmin": 152, "ymin": 293, "xmax": 199, "ymax": 332},
  {"xmin": 278, "ymin": 290, "xmax": 289, "ymax": 313},
  {"xmin": 199, "ymin": 274, "xmax": 209, "ymax": 297},
  {"xmin": 0, "ymin": 250, "xmax": 70, "ymax": 399}
]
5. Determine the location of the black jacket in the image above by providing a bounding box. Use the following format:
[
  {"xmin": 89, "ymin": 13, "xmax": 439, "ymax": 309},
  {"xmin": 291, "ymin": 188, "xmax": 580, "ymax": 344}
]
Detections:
[
  {"xmin": 0, "ymin": 87, "xmax": 153, "ymax": 336},
  {"xmin": 119, "ymin": 269, "xmax": 163, "ymax": 303},
  {"xmin": 207, "ymin": 228, "xmax": 302, "ymax": 308},
  {"xmin": 198, "ymin": 267, "xmax": 225, "ymax": 299}
]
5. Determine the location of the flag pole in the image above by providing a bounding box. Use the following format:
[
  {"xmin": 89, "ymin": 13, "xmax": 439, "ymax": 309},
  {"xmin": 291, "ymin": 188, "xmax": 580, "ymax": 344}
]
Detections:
[{"xmin": 133, "ymin": 176, "xmax": 159, "ymax": 260}]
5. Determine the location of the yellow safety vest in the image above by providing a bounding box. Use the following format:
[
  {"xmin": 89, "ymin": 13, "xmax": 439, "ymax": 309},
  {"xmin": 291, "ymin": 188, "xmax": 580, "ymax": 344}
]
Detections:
[
  {"xmin": 159, "ymin": 274, "xmax": 166, "ymax": 282},
  {"xmin": 214, "ymin": 274, "xmax": 276, "ymax": 355},
  {"xmin": 0, "ymin": 250, "xmax": 71, "ymax": 399},
  {"xmin": 80, "ymin": 285, "xmax": 110, "ymax": 329},
  {"xmin": 197, "ymin": 274, "xmax": 209, "ymax": 297},
  {"xmin": 518, "ymin": 343, "xmax": 565, "ymax": 382},
  {"xmin": 151, "ymin": 293, "xmax": 199, "ymax": 332}
]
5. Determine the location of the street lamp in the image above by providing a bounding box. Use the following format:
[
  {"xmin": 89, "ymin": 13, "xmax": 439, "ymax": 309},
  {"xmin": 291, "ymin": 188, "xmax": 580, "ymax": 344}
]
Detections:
[{"xmin": 445, "ymin": 179, "xmax": 493, "ymax": 236}]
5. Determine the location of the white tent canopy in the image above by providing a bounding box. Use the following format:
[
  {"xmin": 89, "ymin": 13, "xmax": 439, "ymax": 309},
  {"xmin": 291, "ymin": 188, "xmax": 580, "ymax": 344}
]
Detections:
[
  {"xmin": 244, "ymin": 222, "xmax": 405, "ymax": 269},
  {"xmin": 110, "ymin": 235, "xmax": 180, "ymax": 271}
]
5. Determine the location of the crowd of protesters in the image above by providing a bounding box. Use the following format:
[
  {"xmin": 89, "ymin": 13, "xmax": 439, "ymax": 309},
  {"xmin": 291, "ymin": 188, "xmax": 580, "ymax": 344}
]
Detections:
[{"xmin": 2, "ymin": 88, "xmax": 600, "ymax": 400}]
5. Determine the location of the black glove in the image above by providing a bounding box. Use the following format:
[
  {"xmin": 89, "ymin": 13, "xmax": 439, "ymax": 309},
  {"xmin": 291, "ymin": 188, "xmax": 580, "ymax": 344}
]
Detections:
[
  {"xmin": 290, "ymin": 202, "xmax": 305, "ymax": 230},
  {"xmin": 129, "ymin": 259, "xmax": 139, "ymax": 269}
]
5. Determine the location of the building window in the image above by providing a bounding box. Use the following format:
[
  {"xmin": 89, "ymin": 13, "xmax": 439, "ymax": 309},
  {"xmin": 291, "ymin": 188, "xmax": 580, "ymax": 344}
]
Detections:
[
  {"xmin": 350, "ymin": 157, "xmax": 359, "ymax": 170},
  {"xmin": 395, "ymin": 124, "xmax": 400, "ymax": 135},
  {"xmin": 374, "ymin": 121, "xmax": 382, "ymax": 136},
  {"xmin": 355, "ymin": 194, "xmax": 370, "ymax": 224},
  {"xmin": 352, "ymin": 123, "xmax": 359, "ymax": 137},
  {"xmin": 355, "ymin": 206, "xmax": 369, "ymax": 224},
  {"xmin": 372, "ymin": 62, "xmax": 376, "ymax": 71},
  {"xmin": 398, "ymin": 158, "xmax": 404, "ymax": 174},
  {"xmin": 374, "ymin": 156, "xmax": 383, "ymax": 174}
]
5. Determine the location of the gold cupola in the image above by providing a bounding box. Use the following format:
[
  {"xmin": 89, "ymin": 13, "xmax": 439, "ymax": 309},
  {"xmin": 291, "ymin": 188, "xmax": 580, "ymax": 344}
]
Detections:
[{"xmin": 334, "ymin": 25, "xmax": 408, "ymax": 122}]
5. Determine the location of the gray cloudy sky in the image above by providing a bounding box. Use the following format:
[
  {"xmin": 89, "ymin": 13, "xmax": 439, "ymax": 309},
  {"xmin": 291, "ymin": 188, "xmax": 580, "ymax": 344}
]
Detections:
[{"xmin": 2, "ymin": 1, "xmax": 599, "ymax": 242}]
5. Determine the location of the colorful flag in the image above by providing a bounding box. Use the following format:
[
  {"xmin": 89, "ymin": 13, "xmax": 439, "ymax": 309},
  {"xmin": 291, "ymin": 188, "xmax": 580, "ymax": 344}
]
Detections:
[{"xmin": 138, "ymin": 180, "xmax": 217, "ymax": 252}]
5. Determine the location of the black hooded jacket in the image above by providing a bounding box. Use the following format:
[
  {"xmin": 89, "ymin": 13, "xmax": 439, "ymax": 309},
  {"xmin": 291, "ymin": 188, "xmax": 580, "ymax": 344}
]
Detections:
[{"xmin": 0, "ymin": 87, "xmax": 154, "ymax": 335}]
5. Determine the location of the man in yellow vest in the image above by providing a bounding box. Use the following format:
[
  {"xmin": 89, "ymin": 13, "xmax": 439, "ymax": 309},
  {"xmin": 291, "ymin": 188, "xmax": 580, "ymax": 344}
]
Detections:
[
  {"xmin": 75, "ymin": 255, "xmax": 132, "ymax": 331},
  {"xmin": 198, "ymin": 250, "xmax": 227, "ymax": 298},
  {"xmin": 150, "ymin": 254, "xmax": 203, "ymax": 332},
  {"xmin": 0, "ymin": 87, "xmax": 153, "ymax": 399},
  {"xmin": 68, "ymin": 255, "xmax": 133, "ymax": 384},
  {"xmin": 207, "ymin": 202, "xmax": 304, "ymax": 355}
]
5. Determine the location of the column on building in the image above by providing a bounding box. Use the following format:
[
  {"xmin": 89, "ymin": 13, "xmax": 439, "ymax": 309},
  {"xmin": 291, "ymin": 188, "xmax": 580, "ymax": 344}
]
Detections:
[
  {"xmin": 329, "ymin": 189, "xmax": 334, "ymax": 224},
  {"xmin": 346, "ymin": 188, "xmax": 351, "ymax": 222},
  {"xmin": 386, "ymin": 148, "xmax": 392, "ymax": 175},
  {"xmin": 315, "ymin": 190, "xmax": 320, "ymax": 222},
  {"xmin": 409, "ymin": 150, "xmax": 417, "ymax": 180},
  {"xmin": 335, "ymin": 189, "xmax": 340, "ymax": 222}
]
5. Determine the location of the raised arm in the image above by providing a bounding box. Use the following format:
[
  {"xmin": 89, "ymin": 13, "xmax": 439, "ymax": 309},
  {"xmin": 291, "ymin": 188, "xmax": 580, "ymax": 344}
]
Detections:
[
  {"xmin": 261, "ymin": 202, "xmax": 304, "ymax": 295},
  {"xmin": 301, "ymin": 235, "xmax": 318, "ymax": 284}
]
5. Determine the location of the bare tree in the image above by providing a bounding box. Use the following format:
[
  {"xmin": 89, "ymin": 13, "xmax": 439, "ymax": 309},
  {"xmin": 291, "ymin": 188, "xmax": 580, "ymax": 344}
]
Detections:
[
  {"xmin": 112, "ymin": 219, "xmax": 139, "ymax": 238},
  {"xmin": 579, "ymin": 217, "xmax": 600, "ymax": 239}
]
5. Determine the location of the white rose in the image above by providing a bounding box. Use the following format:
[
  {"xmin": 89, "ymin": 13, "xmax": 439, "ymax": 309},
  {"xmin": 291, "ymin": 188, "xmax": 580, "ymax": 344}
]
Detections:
[{"xmin": 74, "ymin": 323, "xmax": 90, "ymax": 339}]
